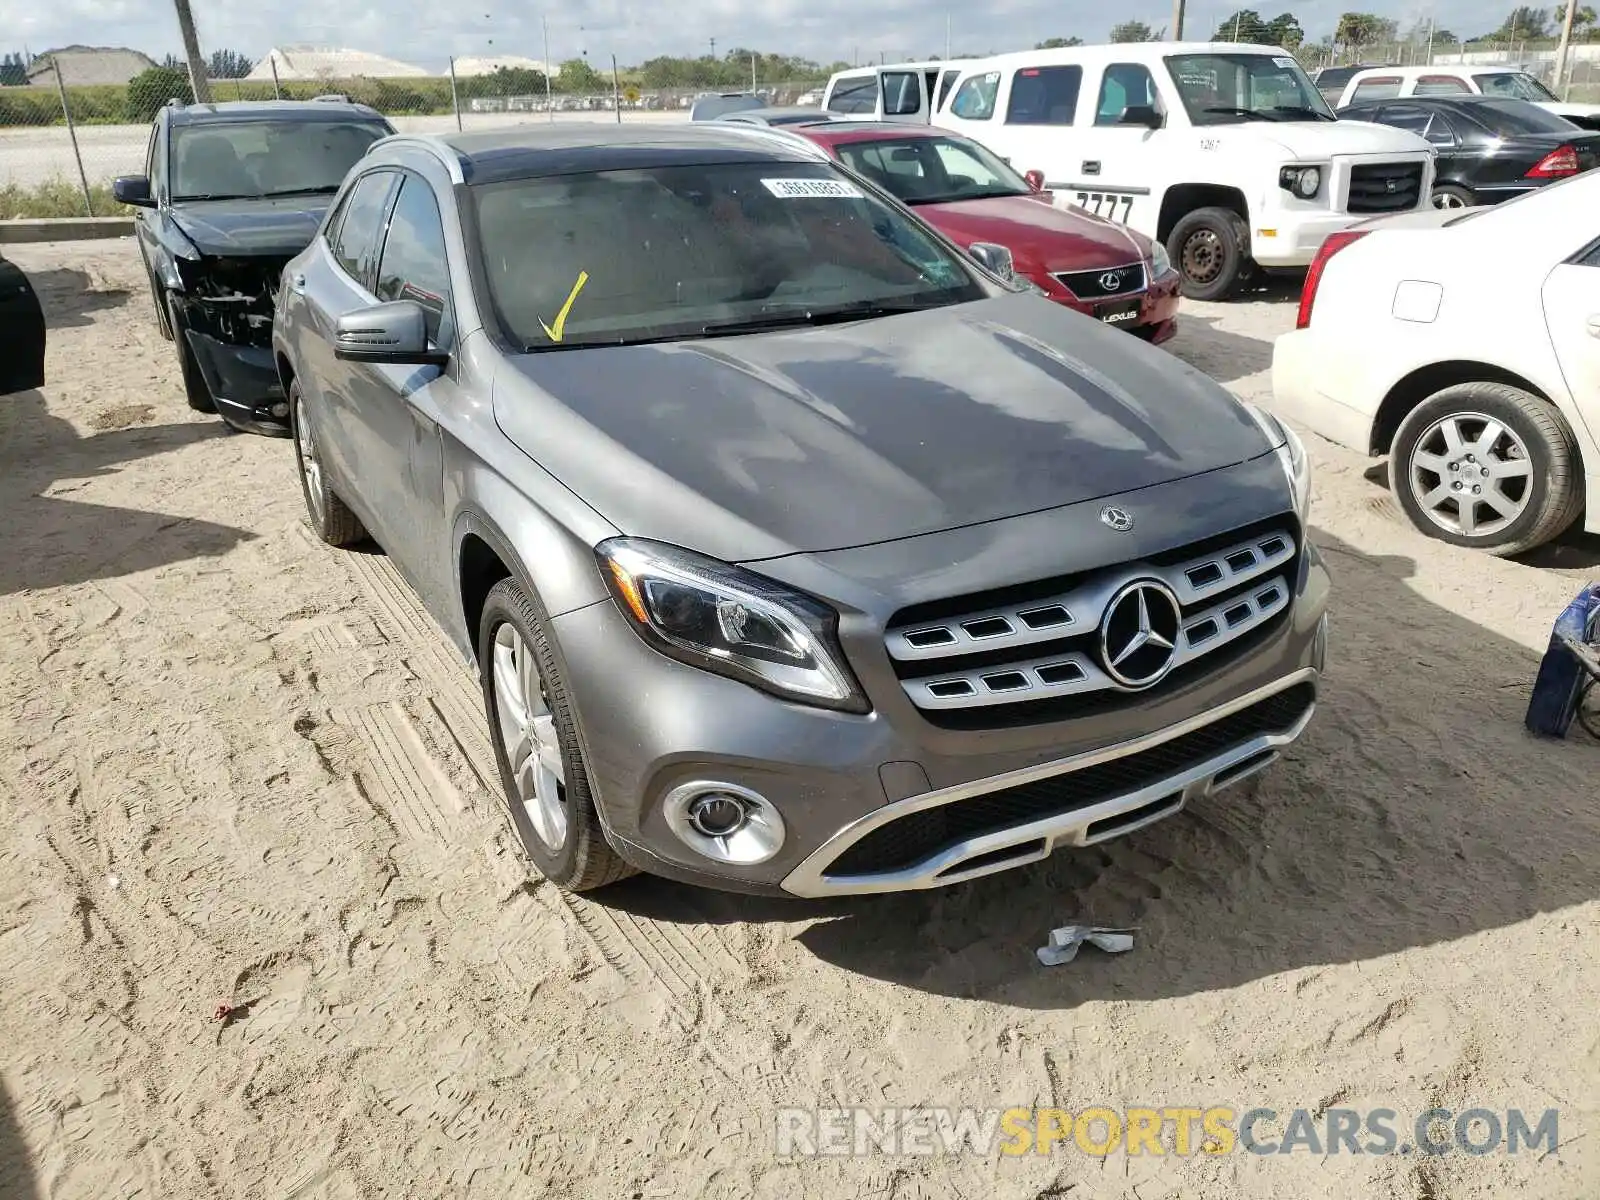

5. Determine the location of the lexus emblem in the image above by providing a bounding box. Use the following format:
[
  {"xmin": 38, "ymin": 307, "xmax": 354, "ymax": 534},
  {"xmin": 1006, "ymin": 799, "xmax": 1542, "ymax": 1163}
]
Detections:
[
  {"xmin": 1098, "ymin": 270, "xmax": 1123, "ymax": 292},
  {"xmin": 1099, "ymin": 580, "xmax": 1183, "ymax": 689},
  {"xmin": 1100, "ymin": 505, "xmax": 1134, "ymax": 532}
]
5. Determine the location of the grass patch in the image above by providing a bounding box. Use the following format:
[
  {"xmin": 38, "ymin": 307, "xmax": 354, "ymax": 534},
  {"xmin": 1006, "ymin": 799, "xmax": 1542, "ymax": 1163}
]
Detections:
[{"xmin": 0, "ymin": 177, "xmax": 130, "ymax": 219}]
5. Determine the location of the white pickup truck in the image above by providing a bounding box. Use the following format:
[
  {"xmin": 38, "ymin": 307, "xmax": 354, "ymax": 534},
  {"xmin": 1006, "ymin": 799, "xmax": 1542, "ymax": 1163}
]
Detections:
[{"xmin": 932, "ymin": 42, "xmax": 1437, "ymax": 299}]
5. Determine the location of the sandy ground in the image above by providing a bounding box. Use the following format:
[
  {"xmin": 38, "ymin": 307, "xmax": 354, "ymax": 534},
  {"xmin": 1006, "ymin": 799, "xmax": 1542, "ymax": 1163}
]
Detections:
[
  {"xmin": 1, "ymin": 112, "xmax": 690, "ymax": 191},
  {"xmin": 2, "ymin": 241, "xmax": 1599, "ymax": 1200}
]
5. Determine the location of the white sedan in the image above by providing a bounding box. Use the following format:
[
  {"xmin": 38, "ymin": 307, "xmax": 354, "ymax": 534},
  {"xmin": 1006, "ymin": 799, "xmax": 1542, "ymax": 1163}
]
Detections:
[{"xmin": 1271, "ymin": 172, "xmax": 1599, "ymax": 555}]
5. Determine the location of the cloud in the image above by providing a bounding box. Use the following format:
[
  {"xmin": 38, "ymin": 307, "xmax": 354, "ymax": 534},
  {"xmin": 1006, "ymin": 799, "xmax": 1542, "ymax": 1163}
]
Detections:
[{"xmin": 6, "ymin": 0, "xmax": 1515, "ymax": 71}]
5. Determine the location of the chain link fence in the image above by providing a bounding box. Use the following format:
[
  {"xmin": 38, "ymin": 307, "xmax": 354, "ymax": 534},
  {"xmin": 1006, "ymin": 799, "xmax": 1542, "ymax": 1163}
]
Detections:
[
  {"xmin": 6, "ymin": 28, "xmax": 1600, "ymax": 218},
  {"xmin": 0, "ymin": 51, "xmax": 827, "ymax": 218}
]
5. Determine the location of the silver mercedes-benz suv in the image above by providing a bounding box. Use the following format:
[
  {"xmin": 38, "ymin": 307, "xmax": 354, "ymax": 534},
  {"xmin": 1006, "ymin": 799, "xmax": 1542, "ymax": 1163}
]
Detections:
[{"xmin": 272, "ymin": 124, "xmax": 1329, "ymax": 897}]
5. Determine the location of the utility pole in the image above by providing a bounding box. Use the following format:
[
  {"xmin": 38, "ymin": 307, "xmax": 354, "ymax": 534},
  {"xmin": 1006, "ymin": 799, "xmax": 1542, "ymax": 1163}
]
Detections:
[
  {"xmin": 172, "ymin": 0, "xmax": 212, "ymax": 103},
  {"xmin": 709, "ymin": 37, "xmax": 716, "ymax": 60},
  {"xmin": 945, "ymin": 14, "xmax": 951, "ymax": 59},
  {"xmin": 1555, "ymin": 0, "xmax": 1580, "ymax": 100},
  {"xmin": 750, "ymin": 52, "xmax": 757, "ymax": 91},
  {"xmin": 1170, "ymin": 0, "xmax": 1186, "ymax": 40},
  {"xmin": 542, "ymin": 16, "xmax": 553, "ymax": 121}
]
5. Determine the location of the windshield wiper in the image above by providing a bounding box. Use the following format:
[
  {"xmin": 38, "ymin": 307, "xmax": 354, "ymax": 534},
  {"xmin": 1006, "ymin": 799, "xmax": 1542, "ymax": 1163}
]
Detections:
[
  {"xmin": 909, "ymin": 189, "xmax": 1029, "ymax": 205},
  {"xmin": 701, "ymin": 301, "xmax": 932, "ymax": 336},
  {"xmin": 172, "ymin": 192, "xmax": 265, "ymax": 201},
  {"xmin": 1201, "ymin": 106, "xmax": 1277, "ymax": 122},
  {"xmin": 260, "ymin": 186, "xmax": 341, "ymax": 197},
  {"xmin": 1268, "ymin": 105, "xmax": 1337, "ymax": 122}
]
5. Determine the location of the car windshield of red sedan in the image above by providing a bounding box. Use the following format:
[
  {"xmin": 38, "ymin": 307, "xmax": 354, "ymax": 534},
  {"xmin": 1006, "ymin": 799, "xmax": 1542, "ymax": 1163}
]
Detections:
[
  {"xmin": 832, "ymin": 135, "xmax": 1032, "ymax": 206},
  {"xmin": 472, "ymin": 162, "xmax": 987, "ymax": 351}
]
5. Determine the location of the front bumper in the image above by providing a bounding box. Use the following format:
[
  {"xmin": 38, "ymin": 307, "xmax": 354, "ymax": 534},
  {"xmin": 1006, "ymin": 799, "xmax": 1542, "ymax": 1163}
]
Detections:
[
  {"xmin": 554, "ymin": 504, "xmax": 1331, "ymax": 897},
  {"xmin": 184, "ymin": 330, "xmax": 290, "ymax": 436},
  {"xmin": 1043, "ymin": 267, "xmax": 1181, "ymax": 346}
]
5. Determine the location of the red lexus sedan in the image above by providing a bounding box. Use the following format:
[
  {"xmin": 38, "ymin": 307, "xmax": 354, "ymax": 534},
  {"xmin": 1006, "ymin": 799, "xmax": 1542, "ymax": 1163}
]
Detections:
[{"xmin": 787, "ymin": 121, "xmax": 1181, "ymax": 343}]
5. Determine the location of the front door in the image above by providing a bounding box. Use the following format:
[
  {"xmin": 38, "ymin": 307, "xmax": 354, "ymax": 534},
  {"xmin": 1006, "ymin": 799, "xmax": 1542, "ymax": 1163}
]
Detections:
[
  {"xmin": 339, "ymin": 172, "xmax": 459, "ymax": 613},
  {"xmin": 0, "ymin": 257, "xmax": 45, "ymax": 395},
  {"xmin": 1063, "ymin": 61, "xmax": 1166, "ymax": 238},
  {"xmin": 1541, "ymin": 249, "xmax": 1600, "ymax": 463}
]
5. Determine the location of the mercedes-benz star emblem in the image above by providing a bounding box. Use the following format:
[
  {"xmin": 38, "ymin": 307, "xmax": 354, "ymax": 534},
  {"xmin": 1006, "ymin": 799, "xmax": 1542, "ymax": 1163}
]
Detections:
[
  {"xmin": 1099, "ymin": 580, "xmax": 1183, "ymax": 689},
  {"xmin": 1100, "ymin": 505, "xmax": 1134, "ymax": 532},
  {"xmin": 1098, "ymin": 271, "xmax": 1123, "ymax": 292}
]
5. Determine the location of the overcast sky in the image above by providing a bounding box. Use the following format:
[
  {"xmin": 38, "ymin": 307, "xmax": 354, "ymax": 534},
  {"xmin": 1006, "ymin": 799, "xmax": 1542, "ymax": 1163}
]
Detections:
[{"xmin": 4, "ymin": 0, "xmax": 1521, "ymax": 72}]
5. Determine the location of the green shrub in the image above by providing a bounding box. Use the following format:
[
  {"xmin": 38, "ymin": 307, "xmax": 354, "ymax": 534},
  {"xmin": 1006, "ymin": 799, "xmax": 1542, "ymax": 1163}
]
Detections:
[
  {"xmin": 0, "ymin": 177, "xmax": 130, "ymax": 218},
  {"xmin": 125, "ymin": 66, "xmax": 193, "ymax": 123}
]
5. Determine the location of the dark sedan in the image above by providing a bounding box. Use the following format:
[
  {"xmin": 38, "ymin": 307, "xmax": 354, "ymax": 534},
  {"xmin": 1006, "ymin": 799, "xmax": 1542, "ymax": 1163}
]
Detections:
[
  {"xmin": 1, "ymin": 252, "xmax": 46, "ymax": 396},
  {"xmin": 1336, "ymin": 94, "xmax": 1600, "ymax": 209},
  {"xmin": 114, "ymin": 99, "xmax": 394, "ymax": 435}
]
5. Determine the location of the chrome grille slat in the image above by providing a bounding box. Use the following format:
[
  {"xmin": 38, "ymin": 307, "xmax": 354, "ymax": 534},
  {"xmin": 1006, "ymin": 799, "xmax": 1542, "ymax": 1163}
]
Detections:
[
  {"xmin": 1052, "ymin": 260, "xmax": 1148, "ymax": 299},
  {"xmin": 886, "ymin": 528, "xmax": 1294, "ymax": 664},
  {"xmin": 887, "ymin": 527, "xmax": 1297, "ymax": 712}
]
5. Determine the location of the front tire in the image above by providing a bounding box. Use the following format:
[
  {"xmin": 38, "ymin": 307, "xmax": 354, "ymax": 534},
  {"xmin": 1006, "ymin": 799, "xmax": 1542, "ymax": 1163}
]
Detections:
[
  {"xmin": 165, "ymin": 292, "xmax": 216, "ymax": 412},
  {"xmin": 1390, "ymin": 381, "xmax": 1583, "ymax": 555},
  {"xmin": 479, "ymin": 577, "xmax": 634, "ymax": 892},
  {"xmin": 1167, "ymin": 206, "xmax": 1253, "ymax": 301},
  {"xmin": 289, "ymin": 378, "xmax": 366, "ymax": 547}
]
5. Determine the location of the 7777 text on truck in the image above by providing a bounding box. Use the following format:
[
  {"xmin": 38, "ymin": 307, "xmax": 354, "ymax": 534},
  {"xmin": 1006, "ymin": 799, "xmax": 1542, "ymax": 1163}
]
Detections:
[{"xmin": 824, "ymin": 42, "xmax": 1437, "ymax": 300}]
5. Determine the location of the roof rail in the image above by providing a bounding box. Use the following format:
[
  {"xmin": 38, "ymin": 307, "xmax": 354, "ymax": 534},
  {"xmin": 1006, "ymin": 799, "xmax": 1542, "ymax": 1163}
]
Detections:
[{"xmin": 374, "ymin": 134, "xmax": 468, "ymax": 184}]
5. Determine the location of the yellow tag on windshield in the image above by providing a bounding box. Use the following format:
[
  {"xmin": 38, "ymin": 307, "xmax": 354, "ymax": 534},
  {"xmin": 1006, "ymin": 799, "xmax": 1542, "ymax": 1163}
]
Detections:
[{"xmin": 539, "ymin": 271, "xmax": 590, "ymax": 343}]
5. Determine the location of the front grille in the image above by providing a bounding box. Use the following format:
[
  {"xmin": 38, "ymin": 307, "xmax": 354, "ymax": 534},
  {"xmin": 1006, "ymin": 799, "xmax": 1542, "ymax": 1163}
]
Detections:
[
  {"xmin": 826, "ymin": 683, "xmax": 1314, "ymax": 877},
  {"xmin": 885, "ymin": 520, "xmax": 1299, "ymax": 727},
  {"xmin": 1346, "ymin": 162, "xmax": 1424, "ymax": 214},
  {"xmin": 1053, "ymin": 261, "xmax": 1147, "ymax": 300}
]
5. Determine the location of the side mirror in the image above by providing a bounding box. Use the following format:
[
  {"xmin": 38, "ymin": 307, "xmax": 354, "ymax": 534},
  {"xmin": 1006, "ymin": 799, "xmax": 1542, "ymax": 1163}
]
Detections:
[
  {"xmin": 112, "ymin": 176, "xmax": 155, "ymax": 208},
  {"xmin": 334, "ymin": 301, "xmax": 449, "ymax": 366},
  {"xmin": 1119, "ymin": 105, "xmax": 1164, "ymax": 130},
  {"xmin": 1023, "ymin": 169, "xmax": 1046, "ymax": 193},
  {"xmin": 968, "ymin": 241, "xmax": 1016, "ymax": 281}
]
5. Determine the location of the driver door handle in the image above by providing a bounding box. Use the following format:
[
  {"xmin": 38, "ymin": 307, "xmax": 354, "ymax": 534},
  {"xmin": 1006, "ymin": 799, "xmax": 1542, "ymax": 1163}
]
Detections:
[
  {"xmin": 289, "ymin": 272, "xmax": 306, "ymax": 293},
  {"xmin": 1082, "ymin": 160, "xmax": 1101, "ymax": 175}
]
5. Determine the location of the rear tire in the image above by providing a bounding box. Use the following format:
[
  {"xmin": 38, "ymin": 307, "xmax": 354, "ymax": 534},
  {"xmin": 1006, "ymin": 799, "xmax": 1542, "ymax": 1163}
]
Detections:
[
  {"xmin": 165, "ymin": 292, "xmax": 216, "ymax": 412},
  {"xmin": 1430, "ymin": 184, "xmax": 1475, "ymax": 210},
  {"xmin": 1167, "ymin": 206, "xmax": 1253, "ymax": 301},
  {"xmin": 479, "ymin": 577, "xmax": 634, "ymax": 893},
  {"xmin": 1390, "ymin": 381, "xmax": 1583, "ymax": 556},
  {"xmin": 289, "ymin": 378, "xmax": 366, "ymax": 548}
]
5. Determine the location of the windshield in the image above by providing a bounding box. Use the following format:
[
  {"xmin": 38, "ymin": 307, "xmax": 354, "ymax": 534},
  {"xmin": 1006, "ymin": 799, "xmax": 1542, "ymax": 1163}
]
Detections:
[
  {"xmin": 171, "ymin": 119, "xmax": 390, "ymax": 201},
  {"xmin": 471, "ymin": 161, "xmax": 987, "ymax": 351},
  {"xmin": 1474, "ymin": 72, "xmax": 1559, "ymax": 101},
  {"xmin": 833, "ymin": 134, "xmax": 1030, "ymax": 205},
  {"xmin": 1165, "ymin": 52, "xmax": 1336, "ymax": 125}
]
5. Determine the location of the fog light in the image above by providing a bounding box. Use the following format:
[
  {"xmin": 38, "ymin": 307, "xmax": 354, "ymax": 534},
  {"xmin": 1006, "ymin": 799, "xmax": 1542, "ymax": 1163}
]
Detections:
[
  {"xmin": 663, "ymin": 781, "xmax": 786, "ymax": 865},
  {"xmin": 270, "ymin": 402, "xmax": 289, "ymax": 418}
]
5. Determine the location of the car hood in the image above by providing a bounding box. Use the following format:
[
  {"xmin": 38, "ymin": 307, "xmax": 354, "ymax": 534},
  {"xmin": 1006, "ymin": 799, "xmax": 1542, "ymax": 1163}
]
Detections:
[
  {"xmin": 168, "ymin": 195, "xmax": 333, "ymax": 257},
  {"xmin": 914, "ymin": 195, "xmax": 1152, "ymax": 273},
  {"xmin": 493, "ymin": 294, "xmax": 1275, "ymax": 563},
  {"xmin": 1234, "ymin": 119, "xmax": 1433, "ymax": 158}
]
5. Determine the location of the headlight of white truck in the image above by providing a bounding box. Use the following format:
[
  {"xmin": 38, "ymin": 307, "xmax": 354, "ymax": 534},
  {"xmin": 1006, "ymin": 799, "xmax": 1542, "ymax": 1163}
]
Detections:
[{"xmin": 1278, "ymin": 164, "xmax": 1324, "ymax": 200}]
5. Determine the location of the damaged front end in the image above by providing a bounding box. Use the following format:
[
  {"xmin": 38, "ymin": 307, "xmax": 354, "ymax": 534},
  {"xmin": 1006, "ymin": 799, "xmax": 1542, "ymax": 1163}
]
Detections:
[{"xmin": 173, "ymin": 255, "xmax": 293, "ymax": 434}]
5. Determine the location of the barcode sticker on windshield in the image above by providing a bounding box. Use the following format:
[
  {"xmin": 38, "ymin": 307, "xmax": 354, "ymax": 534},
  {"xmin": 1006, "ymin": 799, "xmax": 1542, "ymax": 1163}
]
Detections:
[
  {"xmin": 761, "ymin": 178, "xmax": 865, "ymax": 199},
  {"xmin": 1272, "ymin": 57, "xmax": 1298, "ymax": 69}
]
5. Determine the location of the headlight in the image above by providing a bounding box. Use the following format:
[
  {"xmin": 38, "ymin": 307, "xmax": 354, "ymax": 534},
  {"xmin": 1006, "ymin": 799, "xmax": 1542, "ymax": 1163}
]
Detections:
[
  {"xmin": 596, "ymin": 538, "xmax": 869, "ymax": 713},
  {"xmin": 1243, "ymin": 403, "xmax": 1312, "ymax": 520},
  {"xmin": 1278, "ymin": 164, "xmax": 1323, "ymax": 199},
  {"xmin": 1149, "ymin": 239, "xmax": 1172, "ymax": 278}
]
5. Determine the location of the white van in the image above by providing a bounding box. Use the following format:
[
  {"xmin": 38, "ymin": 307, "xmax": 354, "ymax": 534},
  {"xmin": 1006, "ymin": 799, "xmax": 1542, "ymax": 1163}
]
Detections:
[
  {"xmin": 821, "ymin": 61, "xmax": 971, "ymax": 122},
  {"xmin": 934, "ymin": 42, "xmax": 1437, "ymax": 299},
  {"xmin": 1334, "ymin": 64, "xmax": 1600, "ymax": 130}
]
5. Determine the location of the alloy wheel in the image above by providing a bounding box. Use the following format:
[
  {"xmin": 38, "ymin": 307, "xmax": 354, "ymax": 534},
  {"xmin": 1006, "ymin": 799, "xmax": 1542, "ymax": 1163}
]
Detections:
[
  {"xmin": 295, "ymin": 402, "xmax": 326, "ymax": 526},
  {"xmin": 1407, "ymin": 411, "xmax": 1533, "ymax": 539},
  {"xmin": 491, "ymin": 622, "xmax": 569, "ymax": 851}
]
